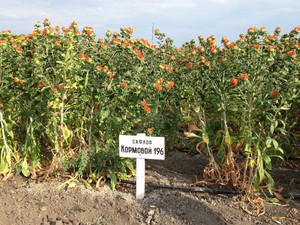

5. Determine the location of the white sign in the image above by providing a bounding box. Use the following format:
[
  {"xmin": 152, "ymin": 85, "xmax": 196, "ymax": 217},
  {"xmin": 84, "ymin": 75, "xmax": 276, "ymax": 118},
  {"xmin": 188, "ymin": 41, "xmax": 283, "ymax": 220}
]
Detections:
[
  {"xmin": 119, "ymin": 134, "xmax": 165, "ymax": 160},
  {"xmin": 119, "ymin": 133, "xmax": 165, "ymax": 199}
]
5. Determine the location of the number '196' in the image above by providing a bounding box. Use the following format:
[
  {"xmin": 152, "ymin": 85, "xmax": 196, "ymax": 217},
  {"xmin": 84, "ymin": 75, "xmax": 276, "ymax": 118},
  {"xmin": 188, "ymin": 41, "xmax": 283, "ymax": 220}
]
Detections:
[{"xmin": 154, "ymin": 148, "xmax": 164, "ymax": 155}]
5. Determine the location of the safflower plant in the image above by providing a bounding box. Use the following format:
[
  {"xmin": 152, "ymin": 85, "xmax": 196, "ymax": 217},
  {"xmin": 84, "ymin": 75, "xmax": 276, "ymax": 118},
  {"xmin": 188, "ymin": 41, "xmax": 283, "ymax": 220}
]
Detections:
[{"xmin": 0, "ymin": 20, "xmax": 299, "ymax": 208}]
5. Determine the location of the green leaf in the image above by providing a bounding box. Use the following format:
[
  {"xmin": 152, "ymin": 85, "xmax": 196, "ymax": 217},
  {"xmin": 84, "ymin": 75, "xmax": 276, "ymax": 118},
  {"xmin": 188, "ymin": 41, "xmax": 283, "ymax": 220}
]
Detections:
[
  {"xmin": 56, "ymin": 60, "xmax": 65, "ymax": 65},
  {"xmin": 266, "ymin": 138, "xmax": 272, "ymax": 148},
  {"xmin": 272, "ymin": 139, "xmax": 278, "ymax": 150},
  {"xmin": 243, "ymin": 143, "xmax": 251, "ymax": 155},
  {"xmin": 109, "ymin": 170, "xmax": 117, "ymax": 191},
  {"xmin": 224, "ymin": 131, "xmax": 231, "ymax": 147},
  {"xmin": 264, "ymin": 171, "xmax": 275, "ymax": 195},
  {"xmin": 202, "ymin": 132, "xmax": 210, "ymax": 145},
  {"xmin": 21, "ymin": 158, "xmax": 30, "ymax": 177},
  {"xmin": 270, "ymin": 124, "xmax": 274, "ymax": 134},
  {"xmin": 62, "ymin": 125, "xmax": 71, "ymax": 140},
  {"xmin": 263, "ymin": 155, "xmax": 272, "ymax": 170},
  {"xmin": 100, "ymin": 109, "xmax": 110, "ymax": 120}
]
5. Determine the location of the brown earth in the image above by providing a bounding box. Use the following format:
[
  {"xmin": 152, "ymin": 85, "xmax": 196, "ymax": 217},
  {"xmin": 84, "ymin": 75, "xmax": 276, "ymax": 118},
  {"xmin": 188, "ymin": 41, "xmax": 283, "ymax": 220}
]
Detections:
[{"xmin": 0, "ymin": 151, "xmax": 299, "ymax": 225}]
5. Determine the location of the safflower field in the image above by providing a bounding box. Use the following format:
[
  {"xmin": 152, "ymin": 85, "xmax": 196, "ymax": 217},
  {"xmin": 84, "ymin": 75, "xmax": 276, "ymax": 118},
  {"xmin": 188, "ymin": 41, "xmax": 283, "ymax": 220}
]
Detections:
[{"xmin": 0, "ymin": 19, "xmax": 299, "ymax": 222}]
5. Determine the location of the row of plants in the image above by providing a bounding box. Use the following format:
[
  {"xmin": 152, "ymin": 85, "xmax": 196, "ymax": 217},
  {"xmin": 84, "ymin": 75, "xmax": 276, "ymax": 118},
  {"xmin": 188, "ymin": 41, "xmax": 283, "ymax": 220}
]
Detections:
[{"xmin": 0, "ymin": 19, "xmax": 299, "ymax": 206}]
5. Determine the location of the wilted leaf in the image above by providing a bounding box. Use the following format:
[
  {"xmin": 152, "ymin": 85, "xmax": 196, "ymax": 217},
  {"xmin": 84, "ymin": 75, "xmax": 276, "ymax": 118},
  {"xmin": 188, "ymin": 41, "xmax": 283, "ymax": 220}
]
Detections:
[
  {"xmin": 184, "ymin": 132, "xmax": 201, "ymax": 138},
  {"xmin": 67, "ymin": 181, "xmax": 77, "ymax": 190}
]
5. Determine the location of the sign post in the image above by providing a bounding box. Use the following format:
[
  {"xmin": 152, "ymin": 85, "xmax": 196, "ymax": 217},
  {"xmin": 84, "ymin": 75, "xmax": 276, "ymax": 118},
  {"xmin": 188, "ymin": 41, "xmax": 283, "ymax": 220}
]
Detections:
[{"xmin": 119, "ymin": 133, "xmax": 165, "ymax": 199}]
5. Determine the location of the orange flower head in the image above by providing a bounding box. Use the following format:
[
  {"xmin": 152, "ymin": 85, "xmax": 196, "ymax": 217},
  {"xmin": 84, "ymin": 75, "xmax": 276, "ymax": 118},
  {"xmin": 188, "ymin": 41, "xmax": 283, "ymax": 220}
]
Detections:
[
  {"xmin": 38, "ymin": 82, "xmax": 44, "ymax": 88},
  {"xmin": 16, "ymin": 47, "xmax": 23, "ymax": 53},
  {"xmin": 166, "ymin": 66, "xmax": 172, "ymax": 72},
  {"xmin": 19, "ymin": 80, "xmax": 24, "ymax": 85},
  {"xmin": 231, "ymin": 78, "xmax": 238, "ymax": 87},
  {"xmin": 294, "ymin": 27, "xmax": 300, "ymax": 34},
  {"xmin": 197, "ymin": 46, "xmax": 204, "ymax": 52},
  {"xmin": 223, "ymin": 39, "xmax": 231, "ymax": 46},
  {"xmin": 220, "ymin": 57, "xmax": 227, "ymax": 63},
  {"xmin": 144, "ymin": 105, "xmax": 151, "ymax": 113},
  {"xmin": 13, "ymin": 77, "xmax": 19, "ymax": 83},
  {"xmin": 275, "ymin": 27, "xmax": 281, "ymax": 34},
  {"xmin": 141, "ymin": 101, "xmax": 148, "ymax": 107},
  {"xmin": 204, "ymin": 61, "xmax": 210, "ymax": 67},
  {"xmin": 166, "ymin": 81, "xmax": 174, "ymax": 90},
  {"xmin": 52, "ymin": 87, "xmax": 58, "ymax": 93},
  {"xmin": 107, "ymin": 72, "xmax": 114, "ymax": 78},
  {"xmin": 159, "ymin": 63, "xmax": 165, "ymax": 69},
  {"xmin": 157, "ymin": 77, "xmax": 164, "ymax": 84},
  {"xmin": 240, "ymin": 73, "xmax": 249, "ymax": 81},
  {"xmin": 0, "ymin": 40, "xmax": 7, "ymax": 45},
  {"xmin": 288, "ymin": 50, "xmax": 297, "ymax": 58},
  {"xmin": 153, "ymin": 82, "xmax": 163, "ymax": 91},
  {"xmin": 103, "ymin": 66, "xmax": 108, "ymax": 71},
  {"xmin": 186, "ymin": 62, "xmax": 192, "ymax": 68},
  {"xmin": 85, "ymin": 56, "xmax": 92, "ymax": 63},
  {"xmin": 271, "ymin": 90, "xmax": 278, "ymax": 98},
  {"xmin": 210, "ymin": 47, "xmax": 217, "ymax": 53},
  {"xmin": 96, "ymin": 65, "xmax": 102, "ymax": 71},
  {"xmin": 78, "ymin": 53, "xmax": 85, "ymax": 59},
  {"xmin": 121, "ymin": 82, "xmax": 127, "ymax": 88},
  {"xmin": 147, "ymin": 128, "xmax": 154, "ymax": 133},
  {"xmin": 190, "ymin": 49, "xmax": 196, "ymax": 55}
]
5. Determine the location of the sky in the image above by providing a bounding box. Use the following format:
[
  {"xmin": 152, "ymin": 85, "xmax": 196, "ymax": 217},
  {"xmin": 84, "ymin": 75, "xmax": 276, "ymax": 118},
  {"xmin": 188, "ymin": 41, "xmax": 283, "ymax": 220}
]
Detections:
[{"xmin": 1, "ymin": 0, "xmax": 300, "ymax": 46}]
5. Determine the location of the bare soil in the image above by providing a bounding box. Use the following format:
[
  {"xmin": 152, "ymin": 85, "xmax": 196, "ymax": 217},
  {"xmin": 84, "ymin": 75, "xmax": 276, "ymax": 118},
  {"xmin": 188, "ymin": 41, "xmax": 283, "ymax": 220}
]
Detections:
[{"xmin": 0, "ymin": 151, "xmax": 299, "ymax": 225}]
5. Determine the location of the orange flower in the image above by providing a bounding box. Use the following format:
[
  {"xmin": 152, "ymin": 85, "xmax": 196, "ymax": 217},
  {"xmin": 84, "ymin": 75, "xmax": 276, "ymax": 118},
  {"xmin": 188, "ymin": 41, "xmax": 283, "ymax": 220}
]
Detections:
[
  {"xmin": 141, "ymin": 101, "xmax": 148, "ymax": 108},
  {"xmin": 197, "ymin": 46, "xmax": 204, "ymax": 52},
  {"xmin": 204, "ymin": 61, "xmax": 210, "ymax": 67},
  {"xmin": 144, "ymin": 106, "xmax": 151, "ymax": 113},
  {"xmin": 85, "ymin": 56, "xmax": 92, "ymax": 63},
  {"xmin": 134, "ymin": 49, "xmax": 144, "ymax": 60},
  {"xmin": 271, "ymin": 89, "xmax": 278, "ymax": 98},
  {"xmin": 240, "ymin": 73, "xmax": 249, "ymax": 81},
  {"xmin": 78, "ymin": 53, "xmax": 85, "ymax": 59},
  {"xmin": 224, "ymin": 40, "xmax": 231, "ymax": 46},
  {"xmin": 0, "ymin": 40, "xmax": 7, "ymax": 45},
  {"xmin": 248, "ymin": 27, "xmax": 257, "ymax": 34},
  {"xmin": 38, "ymin": 82, "xmax": 44, "ymax": 88},
  {"xmin": 275, "ymin": 27, "xmax": 281, "ymax": 34},
  {"xmin": 157, "ymin": 77, "xmax": 163, "ymax": 84},
  {"xmin": 153, "ymin": 82, "xmax": 163, "ymax": 91},
  {"xmin": 107, "ymin": 72, "xmax": 114, "ymax": 78},
  {"xmin": 159, "ymin": 63, "xmax": 165, "ymax": 69},
  {"xmin": 16, "ymin": 47, "xmax": 23, "ymax": 53},
  {"xmin": 220, "ymin": 57, "xmax": 227, "ymax": 63},
  {"xmin": 210, "ymin": 47, "xmax": 217, "ymax": 53},
  {"xmin": 288, "ymin": 50, "xmax": 296, "ymax": 58},
  {"xmin": 253, "ymin": 44, "xmax": 261, "ymax": 51},
  {"xmin": 166, "ymin": 66, "xmax": 172, "ymax": 72},
  {"xmin": 13, "ymin": 77, "xmax": 19, "ymax": 83},
  {"xmin": 231, "ymin": 78, "xmax": 238, "ymax": 87},
  {"xmin": 19, "ymin": 80, "xmax": 24, "ymax": 85},
  {"xmin": 266, "ymin": 45, "xmax": 276, "ymax": 52},
  {"xmin": 166, "ymin": 81, "xmax": 174, "ymax": 90},
  {"xmin": 52, "ymin": 87, "xmax": 58, "ymax": 93},
  {"xmin": 190, "ymin": 49, "xmax": 196, "ymax": 55},
  {"xmin": 96, "ymin": 65, "xmax": 102, "ymax": 71},
  {"xmin": 147, "ymin": 128, "xmax": 154, "ymax": 133},
  {"xmin": 121, "ymin": 82, "xmax": 127, "ymax": 88},
  {"xmin": 186, "ymin": 62, "xmax": 192, "ymax": 68},
  {"xmin": 229, "ymin": 43, "xmax": 238, "ymax": 50},
  {"xmin": 103, "ymin": 66, "xmax": 108, "ymax": 71},
  {"xmin": 294, "ymin": 27, "xmax": 300, "ymax": 34}
]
